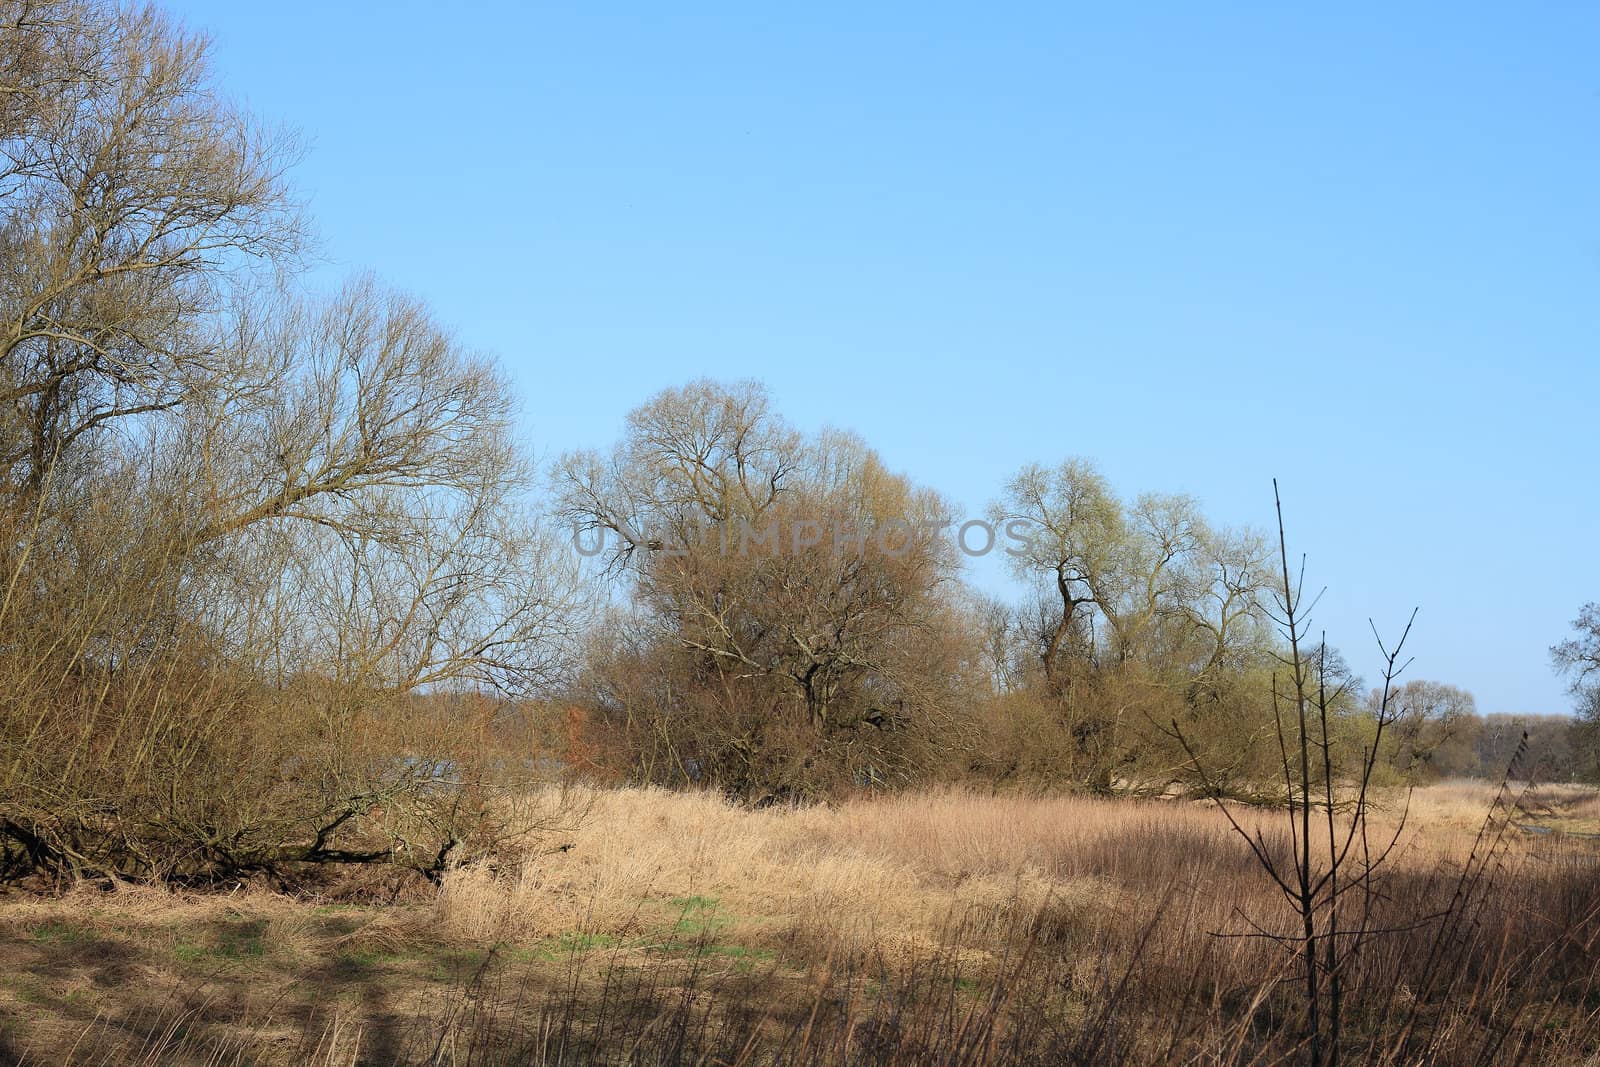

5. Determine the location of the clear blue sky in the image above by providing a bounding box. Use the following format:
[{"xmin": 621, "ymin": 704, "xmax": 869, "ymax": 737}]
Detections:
[{"xmin": 168, "ymin": 1, "xmax": 1598, "ymax": 715}]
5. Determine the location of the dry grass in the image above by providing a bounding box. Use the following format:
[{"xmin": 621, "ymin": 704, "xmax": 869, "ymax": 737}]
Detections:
[
  {"xmin": 436, "ymin": 787, "xmax": 1117, "ymax": 956},
  {"xmin": 435, "ymin": 780, "xmax": 1592, "ymax": 952},
  {"xmin": 5, "ymin": 781, "xmax": 1600, "ymax": 1064}
]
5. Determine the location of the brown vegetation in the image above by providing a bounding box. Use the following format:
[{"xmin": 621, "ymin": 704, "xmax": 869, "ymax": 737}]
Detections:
[
  {"xmin": 0, "ymin": 0, "xmax": 584, "ymax": 885},
  {"xmin": 4, "ymin": 3, "xmax": 1600, "ymax": 1064},
  {"xmin": 4, "ymin": 782, "xmax": 1600, "ymax": 1064}
]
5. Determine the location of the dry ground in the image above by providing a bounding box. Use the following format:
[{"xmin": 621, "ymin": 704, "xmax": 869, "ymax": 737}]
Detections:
[{"xmin": 2, "ymin": 781, "xmax": 1598, "ymax": 1064}]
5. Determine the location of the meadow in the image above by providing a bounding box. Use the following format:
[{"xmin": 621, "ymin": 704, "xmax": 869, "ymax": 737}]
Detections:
[
  {"xmin": 6, "ymin": 3, "xmax": 1600, "ymax": 1065},
  {"xmin": 3, "ymin": 781, "xmax": 1598, "ymax": 1065}
]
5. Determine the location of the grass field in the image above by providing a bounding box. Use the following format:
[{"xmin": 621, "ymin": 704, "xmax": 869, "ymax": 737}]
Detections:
[{"xmin": 3, "ymin": 781, "xmax": 1599, "ymax": 1064}]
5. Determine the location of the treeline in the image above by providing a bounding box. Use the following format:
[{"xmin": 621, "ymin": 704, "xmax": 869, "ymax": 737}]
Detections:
[
  {"xmin": 0, "ymin": 0, "xmax": 1593, "ymax": 886},
  {"xmin": 551, "ymin": 383, "xmax": 1597, "ymax": 800},
  {"xmin": 1386, "ymin": 708, "xmax": 1591, "ymax": 783}
]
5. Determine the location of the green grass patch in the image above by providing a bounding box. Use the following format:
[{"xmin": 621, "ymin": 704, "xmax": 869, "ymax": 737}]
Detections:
[
  {"xmin": 526, "ymin": 930, "xmax": 619, "ymax": 961},
  {"xmin": 559, "ymin": 930, "xmax": 617, "ymax": 952},
  {"xmin": 172, "ymin": 919, "xmax": 268, "ymax": 963},
  {"xmin": 29, "ymin": 920, "xmax": 96, "ymax": 946},
  {"xmin": 669, "ymin": 895, "xmax": 733, "ymax": 936},
  {"xmin": 669, "ymin": 894, "xmax": 719, "ymax": 911},
  {"xmin": 10, "ymin": 979, "xmax": 50, "ymax": 1006},
  {"xmin": 426, "ymin": 946, "xmax": 494, "ymax": 981},
  {"xmin": 644, "ymin": 939, "xmax": 774, "ymax": 965}
]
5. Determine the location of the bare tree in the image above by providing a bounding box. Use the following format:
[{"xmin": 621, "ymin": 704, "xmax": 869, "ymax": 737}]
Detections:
[
  {"xmin": 0, "ymin": 0, "xmax": 303, "ymax": 498},
  {"xmin": 0, "ymin": 3, "xmax": 583, "ymax": 883},
  {"xmin": 1373, "ymin": 680, "xmax": 1475, "ymax": 782},
  {"xmin": 1186, "ymin": 523, "xmax": 1272, "ymax": 690},
  {"xmin": 1552, "ymin": 603, "xmax": 1600, "ymax": 719},
  {"xmin": 987, "ymin": 459, "xmax": 1122, "ymax": 685},
  {"xmin": 555, "ymin": 378, "xmax": 799, "ymax": 575},
  {"xmin": 557, "ymin": 380, "xmax": 976, "ymax": 799},
  {"xmin": 1551, "ymin": 603, "xmax": 1600, "ymax": 777},
  {"xmin": 985, "ymin": 457, "xmax": 1275, "ymax": 793},
  {"xmin": 1174, "ymin": 482, "xmax": 1421, "ymax": 1067},
  {"xmin": 990, "ymin": 457, "xmax": 1270, "ymax": 689}
]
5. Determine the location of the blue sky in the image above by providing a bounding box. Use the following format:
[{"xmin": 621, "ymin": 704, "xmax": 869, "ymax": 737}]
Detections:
[{"xmin": 168, "ymin": 1, "xmax": 1598, "ymax": 715}]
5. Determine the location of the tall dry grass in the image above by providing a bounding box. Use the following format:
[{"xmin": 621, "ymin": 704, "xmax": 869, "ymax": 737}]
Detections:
[
  {"xmin": 428, "ymin": 782, "xmax": 1600, "ymax": 1063},
  {"xmin": 433, "ymin": 784, "xmax": 1510, "ymax": 951},
  {"xmin": 16, "ymin": 782, "xmax": 1600, "ymax": 1064}
]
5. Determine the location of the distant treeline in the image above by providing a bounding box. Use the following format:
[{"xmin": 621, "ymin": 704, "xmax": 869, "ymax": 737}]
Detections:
[{"xmin": 1414, "ymin": 712, "xmax": 1592, "ymax": 783}]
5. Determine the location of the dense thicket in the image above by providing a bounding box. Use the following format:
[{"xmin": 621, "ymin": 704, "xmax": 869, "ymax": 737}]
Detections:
[{"xmin": 0, "ymin": 0, "xmax": 581, "ymax": 883}]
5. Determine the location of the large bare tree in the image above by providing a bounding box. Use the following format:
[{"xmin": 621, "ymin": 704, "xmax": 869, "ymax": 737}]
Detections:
[
  {"xmin": 0, "ymin": 2, "xmax": 582, "ymax": 882},
  {"xmin": 557, "ymin": 380, "xmax": 975, "ymax": 799},
  {"xmin": 1, "ymin": 0, "xmax": 303, "ymax": 498},
  {"xmin": 989, "ymin": 457, "xmax": 1270, "ymax": 688},
  {"xmin": 1553, "ymin": 603, "xmax": 1600, "ymax": 718}
]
